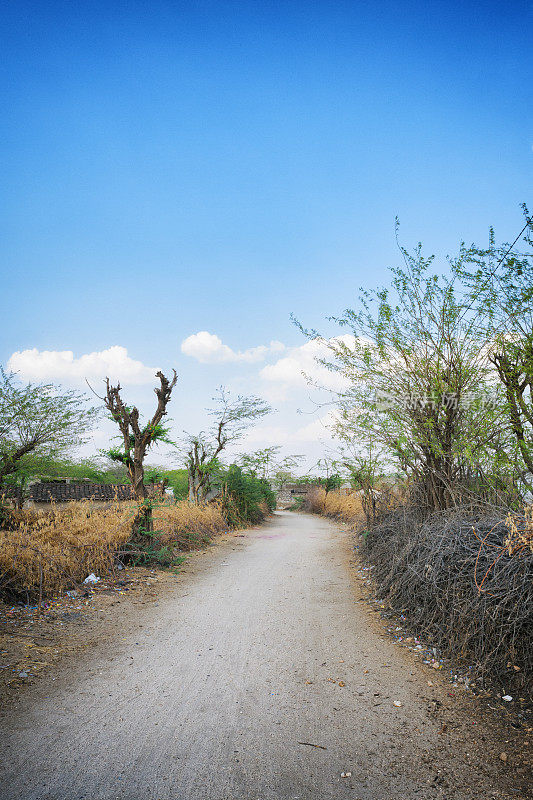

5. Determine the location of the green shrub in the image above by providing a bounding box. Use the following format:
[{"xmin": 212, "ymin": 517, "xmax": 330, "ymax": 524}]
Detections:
[{"xmin": 220, "ymin": 464, "xmax": 276, "ymax": 526}]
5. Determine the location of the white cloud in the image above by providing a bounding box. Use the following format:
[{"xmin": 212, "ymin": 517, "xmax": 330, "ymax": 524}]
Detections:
[
  {"xmin": 181, "ymin": 331, "xmax": 285, "ymax": 364},
  {"xmin": 259, "ymin": 336, "xmax": 355, "ymax": 392},
  {"xmin": 7, "ymin": 346, "xmax": 158, "ymax": 385},
  {"xmin": 243, "ymin": 424, "xmax": 293, "ymax": 446},
  {"xmin": 243, "ymin": 411, "xmax": 339, "ymax": 447},
  {"xmin": 290, "ymin": 410, "xmax": 340, "ymax": 442}
]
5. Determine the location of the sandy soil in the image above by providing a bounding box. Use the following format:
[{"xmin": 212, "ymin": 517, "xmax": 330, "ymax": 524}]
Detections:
[{"xmin": 0, "ymin": 511, "xmax": 530, "ymax": 800}]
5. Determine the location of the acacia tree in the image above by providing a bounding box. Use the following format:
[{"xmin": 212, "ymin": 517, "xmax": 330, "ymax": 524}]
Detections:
[
  {"xmin": 454, "ymin": 209, "xmax": 533, "ymax": 482},
  {"xmin": 185, "ymin": 389, "xmax": 271, "ymax": 504},
  {"xmin": 309, "ymin": 456, "xmax": 344, "ymax": 495},
  {"xmin": 298, "ymin": 237, "xmax": 508, "ymax": 511},
  {"xmin": 0, "ymin": 368, "xmax": 98, "ymax": 503},
  {"xmin": 272, "ymin": 459, "xmax": 305, "ymax": 492},
  {"xmin": 238, "ymin": 446, "xmax": 304, "ymax": 488},
  {"xmin": 239, "ymin": 446, "xmax": 281, "ymax": 480},
  {"xmin": 103, "ymin": 370, "xmax": 177, "ymax": 532},
  {"xmin": 334, "ymin": 438, "xmax": 390, "ymax": 521}
]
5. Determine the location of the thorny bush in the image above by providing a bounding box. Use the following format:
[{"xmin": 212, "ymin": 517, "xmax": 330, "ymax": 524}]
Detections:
[{"xmin": 307, "ymin": 488, "xmax": 533, "ymax": 694}]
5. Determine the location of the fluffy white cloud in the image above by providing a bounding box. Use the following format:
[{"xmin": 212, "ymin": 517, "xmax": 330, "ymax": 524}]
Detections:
[
  {"xmin": 7, "ymin": 346, "xmax": 158, "ymax": 385},
  {"xmin": 259, "ymin": 336, "xmax": 355, "ymax": 392},
  {"xmin": 181, "ymin": 331, "xmax": 285, "ymax": 364}
]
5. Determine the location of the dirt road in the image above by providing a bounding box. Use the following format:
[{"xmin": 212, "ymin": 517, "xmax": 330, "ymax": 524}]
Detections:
[{"xmin": 0, "ymin": 512, "xmax": 520, "ymax": 799}]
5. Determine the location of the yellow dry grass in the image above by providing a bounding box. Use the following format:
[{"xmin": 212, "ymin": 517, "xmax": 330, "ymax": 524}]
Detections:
[
  {"xmin": 0, "ymin": 500, "xmax": 132, "ymax": 598},
  {"xmin": 152, "ymin": 501, "xmax": 227, "ymax": 549},
  {"xmin": 306, "ymin": 487, "xmax": 364, "ymax": 524},
  {"xmin": 505, "ymin": 504, "xmax": 533, "ymax": 556},
  {"xmin": 0, "ymin": 499, "xmax": 228, "ymax": 599}
]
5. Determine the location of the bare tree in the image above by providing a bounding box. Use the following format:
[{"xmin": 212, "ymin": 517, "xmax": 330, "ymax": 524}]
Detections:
[
  {"xmin": 104, "ymin": 370, "xmax": 177, "ymax": 533},
  {"xmin": 185, "ymin": 388, "xmax": 271, "ymax": 504}
]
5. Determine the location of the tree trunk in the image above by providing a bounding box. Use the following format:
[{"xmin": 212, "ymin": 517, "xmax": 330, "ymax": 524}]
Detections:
[
  {"xmin": 130, "ymin": 462, "xmax": 152, "ymax": 538},
  {"xmin": 188, "ymin": 471, "xmax": 199, "ymax": 504},
  {"xmin": 188, "ymin": 469, "xmax": 207, "ymax": 504}
]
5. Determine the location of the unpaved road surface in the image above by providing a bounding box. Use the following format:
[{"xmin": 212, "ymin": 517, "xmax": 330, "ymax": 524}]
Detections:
[{"xmin": 0, "ymin": 512, "xmax": 525, "ymax": 799}]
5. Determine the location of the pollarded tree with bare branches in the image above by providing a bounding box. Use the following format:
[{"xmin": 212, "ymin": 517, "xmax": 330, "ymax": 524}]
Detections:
[
  {"xmin": 103, "ymin": 370, "xmax": 177, "ymax": 534},
  {"xmin": 185, "ymin": 388, "xmax": 271, "ymax": 504}
]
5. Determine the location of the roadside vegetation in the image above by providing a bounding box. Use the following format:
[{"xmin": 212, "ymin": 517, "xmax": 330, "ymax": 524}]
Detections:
[
  {"xmin": 0, "ymin": 499, "xmax": 230, "ymax": 600},
  {"xmin": 0, "ymin": 474, "xmax": 274, "ymax": 603},
  {"xmin": 2, "ymin": 208, "xmax": 532, "ymax": 698},
  {"xmin": 301, "ymin": 209, "xmax": 533, "ymax": 694},
  {"xmin": 307, "ymin": 486, "xmax": 532, "ymax": 691},
  {"xmin": 0, "ymin": 365, "xmax": 276, "ymax": 602}
]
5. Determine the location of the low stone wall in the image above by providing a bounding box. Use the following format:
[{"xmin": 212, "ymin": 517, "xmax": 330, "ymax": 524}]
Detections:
[
  {"xmin": 276, "ymin": 484, "xmax": 310, "ymax": 508},
  {"xmin": 24, "ymin": 481, "xmax": 135, "ymax": 508}
]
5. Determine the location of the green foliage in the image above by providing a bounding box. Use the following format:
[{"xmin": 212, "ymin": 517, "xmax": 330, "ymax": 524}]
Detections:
[
  {"xmin": 0, "ymin": 368, "xmax": 98, "ymax": 486},
  {"xmin": 297, "ymin": 457, "xmax": 346, "ymax": 494},
  {"xmin": 163, "ymin": 468, "xmax": 189, "ymax": 500},
  {"xmin": 161, "ymin": 469, "xmax": 188, "ymax": 500},
  {"xmin": 144, "ymin": 467, "xmax": 189, "ymax": 499},
  {"xmin": 0, "ymin": 455, "xmax": 131, "ymax": 513},
  {"xmin": 105, "ymin": 422, "xmax": 174, "ymax": 470},
  {"xmin": 316, "ymin": 473, "xmax": 343, "ymax": 493},
  {"xmin": 238, "ymin": 446, "xmax": 281, "ymax": 478},
  {"xmin": 298, "ymin": 233, "xmax": 512, "ymax": 510},
  {"xmin": 32, "ymin": 455, "xmax": 128, "ymax": 484},
  {"xmin": 238, "ymin": 447, "xmax": 304, "ymax": 488},
  {"xmin": 294, "ymin": 214, "xmax": 533, "ymax": 509},
  {"xmin": 124, "ymin": 528, "xmax": 187, "ymax": 570},
  {"xmin": 220, "ymin": 464, "xmax": 276, "ymax": 526},
  {"xmin": 0, "ymin": 500, "xmax": 11, "ymax": 528},
  {"xmin": 452, "ymin": 208, "xmax": 533, "ymax": 481},
  {"xmin": 287, "ymin": 495, "xmax": 306, "ymax": 511},
  {"xmin": 185, "ymin": 388, "xmax": 272, "ymax": 504}
]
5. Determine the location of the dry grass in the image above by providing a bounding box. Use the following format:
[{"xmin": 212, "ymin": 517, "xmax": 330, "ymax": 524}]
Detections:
[
  {"xmin": 504, "ymin": 505, "xmax": 533, "ymax": 557},
  {"xmin": 152, "ymin": 501, "xmax": 227, "ymax": 550},
  {"xmin": 306, "ymin": 487, "xmax": 364, "ymax": 523},
  {"xmin": 0, "ymin": 501, "xmax": 133, "ymax": 599},
  {"xmin": 0, "ymin": 499, "xmax": 228, "ymax": 600}
]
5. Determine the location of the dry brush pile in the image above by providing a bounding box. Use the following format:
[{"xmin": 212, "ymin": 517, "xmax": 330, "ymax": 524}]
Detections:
[
  {"xmin": 307, "ymin": 488, "xmax": 533, "ymax": 692},
  {"xmin": 362, "ymin": 505, "xmax": 533, "ymax": 690},
  {"xmin": 0, "ymin": 499, "xmax": 228, "ymax": 601}
]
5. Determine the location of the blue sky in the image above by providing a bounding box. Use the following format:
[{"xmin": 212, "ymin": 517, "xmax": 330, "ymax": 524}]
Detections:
[{"xmin": 1, "ymin": 0, "xmax": 532, "ymax": 467}]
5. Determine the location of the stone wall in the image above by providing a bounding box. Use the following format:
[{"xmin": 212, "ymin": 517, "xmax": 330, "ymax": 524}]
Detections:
[
  {"xmin": 24, "ymin": 481, "xmax": 135, "ymax": 509},
  {"xmin": 276, "ymin": 483, "xmax": 311, "ymax": 508}
]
